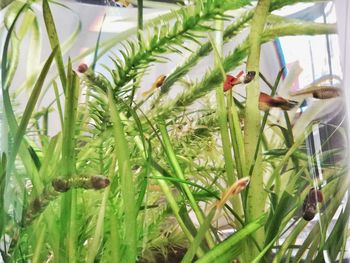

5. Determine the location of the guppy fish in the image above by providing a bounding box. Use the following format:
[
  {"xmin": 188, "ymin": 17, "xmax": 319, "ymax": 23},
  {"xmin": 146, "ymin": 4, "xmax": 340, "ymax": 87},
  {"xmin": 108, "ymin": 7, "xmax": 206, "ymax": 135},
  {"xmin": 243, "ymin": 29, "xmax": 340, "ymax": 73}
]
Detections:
[
  {"xmin": 224, "ymin": 71, "xmax": 256, "ymax": 92},
  {"xmin": 142, "ymin": 74, "xmax": 167, "ymax": 97},
  {"xmin": 259, "ymin": 92, "xmax": 298, "ymax": 111},
  {"xmin": 290, "ymin": 85, "xmax": 342, "ymax": 99}
]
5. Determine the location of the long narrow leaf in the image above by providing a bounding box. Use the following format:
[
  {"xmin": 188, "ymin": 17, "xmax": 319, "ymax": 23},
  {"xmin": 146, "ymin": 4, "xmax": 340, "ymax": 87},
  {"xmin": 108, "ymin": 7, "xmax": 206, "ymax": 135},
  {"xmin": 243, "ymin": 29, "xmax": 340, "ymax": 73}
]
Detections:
[
  {"xmin": 107, "ymin": 87, "xmax": 137, "ymax": 263},
  {"xmin": 42, "ymin": 0, "xmax": 67, "ymax": 90},
  {"xmin": 196, "ymin": 214, "xmax": 267, "ymax": 263},
  {"xmin": 9, "ymin": 47, "xmax": 58, "ymax": 179}
]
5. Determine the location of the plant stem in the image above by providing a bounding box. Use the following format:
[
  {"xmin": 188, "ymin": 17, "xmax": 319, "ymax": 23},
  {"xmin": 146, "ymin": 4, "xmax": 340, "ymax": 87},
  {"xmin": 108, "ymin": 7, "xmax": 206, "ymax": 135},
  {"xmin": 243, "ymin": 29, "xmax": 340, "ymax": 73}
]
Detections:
[
  {"xmin": 212, "ymin": 20, "xmax": 235, "ymax": 185},
  {"xmin": 244, "ymin": 0, "xmax": 271, "ymax": 168},
  {"xmin": 243, "ymin": 0, "xmax": 271, "ymax": 259},
  {"xmin": 227, "ymin": 93, "xmax": 246, "ymax": 180},
  {"xmin": 129, "ymin": 0, "xmax": 143, "ymax": 107},
  {"xmin": 59, "ymin": 64, "xmax": 79, "ymax": 263},
  {"xmin": 211, "ymin": 19, "xmax": 245, "ymax": 223}
]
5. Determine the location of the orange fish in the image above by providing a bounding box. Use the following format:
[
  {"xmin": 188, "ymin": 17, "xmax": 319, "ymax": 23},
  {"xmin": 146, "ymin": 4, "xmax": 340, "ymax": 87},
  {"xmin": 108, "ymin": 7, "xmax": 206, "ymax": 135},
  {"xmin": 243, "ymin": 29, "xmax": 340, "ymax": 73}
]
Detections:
[
  {"xmin": 142, "ymin": 75, "xmax": 167, "ymax": 97},
  {"xmin": 216, "ymin": 177, "xmax": 250, "ymax": 209},
  {"xmin": 224, "ymin": 71, "xmax": 256, "ymax": 92},
  {"xmin": 259, "ymin": 92, "xmax": 298, "ymax": 111}
]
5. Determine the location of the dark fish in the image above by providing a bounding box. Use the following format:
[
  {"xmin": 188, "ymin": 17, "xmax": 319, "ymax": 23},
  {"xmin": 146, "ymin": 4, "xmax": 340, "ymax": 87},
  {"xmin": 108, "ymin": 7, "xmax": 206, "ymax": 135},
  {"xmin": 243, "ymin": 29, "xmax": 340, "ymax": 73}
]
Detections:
[
  {"xmin": 290, "ymin": 85, "xmax": 342, "ymax": 99},
  {"xmin": 243, "ymin": 71, "xmax": 256, "ymax": 84},
  {"xmin": 302, "ymin": 188, "xmax": 323, "ymax": 221},
  {"xmin": 312, "ymin": 88, "xmax": 342, "ymax": 99}
]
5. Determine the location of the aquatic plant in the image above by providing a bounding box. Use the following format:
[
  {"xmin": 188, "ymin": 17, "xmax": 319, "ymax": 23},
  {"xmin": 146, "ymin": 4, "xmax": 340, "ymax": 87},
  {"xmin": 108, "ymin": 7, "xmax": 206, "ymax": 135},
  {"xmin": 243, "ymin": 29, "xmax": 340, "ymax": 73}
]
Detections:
[{"xmin": 0, "ymin": 0, "xmax": 348, "ymax": 262}]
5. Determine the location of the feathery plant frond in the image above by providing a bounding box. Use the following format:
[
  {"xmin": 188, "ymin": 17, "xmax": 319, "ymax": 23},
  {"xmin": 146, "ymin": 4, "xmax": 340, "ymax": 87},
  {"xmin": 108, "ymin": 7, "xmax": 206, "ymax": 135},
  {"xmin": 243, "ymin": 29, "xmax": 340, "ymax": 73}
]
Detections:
[
  {"xmin": 148, "ymin": 21, "xmax": 336, "ymax": 119},
  {"xmin": 151, "ymin": 0, "xmax": 326, "ymax": 106},
  {"xmin": 1, "ymin": 0, "xmax": 348, "ymax": 262},
  {"xmin": 156, "ymin": 9, "xmax": 255, "ymax": 98},
  {"xmin": 107, "ymin": 0, "xmax": 250, "ymax": 96}
]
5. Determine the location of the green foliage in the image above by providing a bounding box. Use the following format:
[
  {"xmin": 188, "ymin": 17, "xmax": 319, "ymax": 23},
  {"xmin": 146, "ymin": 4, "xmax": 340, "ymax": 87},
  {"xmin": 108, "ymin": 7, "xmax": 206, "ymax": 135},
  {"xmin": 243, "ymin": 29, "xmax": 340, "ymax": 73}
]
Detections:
[
  {"xmin": 0, "ymin": 0, "xmax": 347, "ymax": 262},
  {"xmin": 107, "ymin": 0, "xmax": 249, "ymax": 97}
]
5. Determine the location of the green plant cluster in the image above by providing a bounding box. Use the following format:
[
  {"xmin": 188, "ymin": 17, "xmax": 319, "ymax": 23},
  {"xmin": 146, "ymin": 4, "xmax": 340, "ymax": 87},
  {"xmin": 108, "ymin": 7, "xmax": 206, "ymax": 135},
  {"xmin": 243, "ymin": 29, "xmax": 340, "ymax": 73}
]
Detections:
[{"xmin": 0, "ymin": 0, "xmax": 348, "ymax": 262}]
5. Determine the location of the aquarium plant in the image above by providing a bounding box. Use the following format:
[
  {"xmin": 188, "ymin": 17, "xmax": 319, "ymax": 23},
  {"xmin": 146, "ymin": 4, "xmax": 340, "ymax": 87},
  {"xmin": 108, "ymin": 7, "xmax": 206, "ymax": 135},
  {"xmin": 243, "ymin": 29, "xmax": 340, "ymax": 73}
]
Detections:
[{"xmin": 0, "ymin": 0, "xmax": 348, "ymax": 262}]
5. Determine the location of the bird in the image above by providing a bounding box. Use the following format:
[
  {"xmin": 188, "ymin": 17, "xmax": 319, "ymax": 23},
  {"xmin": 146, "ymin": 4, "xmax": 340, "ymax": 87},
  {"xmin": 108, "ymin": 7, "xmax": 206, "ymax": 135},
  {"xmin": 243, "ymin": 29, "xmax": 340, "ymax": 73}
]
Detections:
[
  {"xmin": 259, "ymin": 92, "xmax": 298, "ymax": 111},
  {"xmin": 223, "ymin": 71, "xmax": 256, "ymax": 92}
]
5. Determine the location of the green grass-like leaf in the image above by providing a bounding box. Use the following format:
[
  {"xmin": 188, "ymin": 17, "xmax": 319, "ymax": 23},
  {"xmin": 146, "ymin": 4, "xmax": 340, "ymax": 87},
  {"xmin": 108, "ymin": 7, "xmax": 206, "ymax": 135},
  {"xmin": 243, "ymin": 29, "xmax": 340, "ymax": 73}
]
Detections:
[
  {"xmin": 42, "ymin": 0, "xmax": 67, "ymax": 91},
  {"xmin": 196, "ymin": 214, "xmax": 267, "ymax": 263},
  {"xmin": 108, "ymin": 87, "xmax": 137, "ymax": 263}
]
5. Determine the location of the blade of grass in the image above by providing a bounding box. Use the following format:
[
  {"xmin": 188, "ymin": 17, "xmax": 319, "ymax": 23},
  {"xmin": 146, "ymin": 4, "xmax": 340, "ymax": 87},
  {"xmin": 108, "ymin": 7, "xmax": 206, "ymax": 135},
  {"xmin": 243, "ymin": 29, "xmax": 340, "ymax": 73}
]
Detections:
[
  {"xmin": 267, "ymin": 125, "xmax": 313, "ymax": 189},
  {"xmin": 1, "ymin": 3, "xmax": 27, "ymax": 90},
  {"xmin": 59, "ymin": 60, "xmax": 79, "ymax": 263},
  {"xmin": 8, "ymin": 47, "xmax": 57, "ymax": 187},
  {"xmin": 227, "ymin": 89, "xmax": 246, "ymax": 180},
  {"xmin": 106, "ymin": 155, "xmax": 122, "ymax": 262},
  {"xmin": 152, "ymin": 169, "xmax": 205, "ymax": 257},
  {"xmin": 209, "ymin": 20, "xmax": 245, "ymax": 222},
  {"xmin": 210, "ymin": 23, "xmax": 235, "ymax": 185},
  {"xmin": 181, "ymin": 208, "xmax": 216, "ymax": 263},
  {"xmin": 91, "ymin": 13, "xmax": 105, "ymax": 72},
  {"xmin": 39, "ymin": 134, "xmax": 61, "ymax": 184},
  {"xmin": 196, "ymin": 214, "xmax": 267, "ymax": 263},
  {"xmin": 134, "ymin": 114, "xmax": 204, "ymax": 253},
  {"xmin": 0, "ymin": 154, "xmax": 6, "ymax": 237},
  {"xmin": 108, "ymin": 213, "xmax": 121, "ymax": 262},
  {"xmin": 338, "ymin": 220, "xmax": 349, "ymax": 263},
  {"xmin": 32, "ymin": 224, "xmax": 47, "ymax": 263},
  {"xmin": 42, "ymin": 0, "xmax": 67, "ymax": 91},
  {"xmin": 51, "ymin": 1, "xmax": 82, "ymax": 54},
  {"xmin": 53, "ymin": 80, "xmax": 64, "ymax": 128},
  {"xmin": 249, "ymin": 68, "xmax": 284, "ymax": 176},
  {"xmin": 4, "ymin": 8, "xmax": 37, "ymax": 91},
  {"xmin": 128, "ymin": 0, "xmax": 143, "ymax": 106},
  {"xmin": 157, "ymin": 119, "xmax": 215, "ymax": 248},
  {"xmin": 87, "ymin": 128, "xmax": 116, "ymax": 263},
  {"xmin": 26, "ymin": 14, "xmax": 41, "ymax": 85},
  {"xmin": 107, "ymin": 87, "xmax": 137, "ymax": 263},
  {"xmin": 86, "ymin": 187, "xmax": 110, "ymax": 263}
]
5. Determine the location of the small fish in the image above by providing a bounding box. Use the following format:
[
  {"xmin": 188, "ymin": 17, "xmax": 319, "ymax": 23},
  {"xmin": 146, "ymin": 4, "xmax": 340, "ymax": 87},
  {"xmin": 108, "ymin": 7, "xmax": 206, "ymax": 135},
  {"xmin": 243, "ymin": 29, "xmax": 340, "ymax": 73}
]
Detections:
[
  {"xmin": 259, "ymin": 92, "xmax": 298, "ymax": 111},
  {"xmin": 312, "ymin": 88, "xmax": 342, "ymax": 99},
  {"xmin": 243, "ymin": 71, "xmax": 256, "ymax": 84},
  {"xmin": 142, "ymin": 75, "xmax": 167, "ymax": 97},
  {"xmin": 302, "ymin": 188, "xmax": 323, "ymax": 221},
  {"xmin": 111, "ymin": 0, "xmax": 131, "ymax": 7},
  {"xmin": 216, "ymin": 177, "xmax": 250, "ymax": 209},
  {"xmin": 290, "ymin": 85, "xmax": 342, "ymax": 99},
  {"xmin": 224, "ymin": 71, "xmax": 256, "ymax": 92}
]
